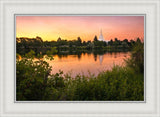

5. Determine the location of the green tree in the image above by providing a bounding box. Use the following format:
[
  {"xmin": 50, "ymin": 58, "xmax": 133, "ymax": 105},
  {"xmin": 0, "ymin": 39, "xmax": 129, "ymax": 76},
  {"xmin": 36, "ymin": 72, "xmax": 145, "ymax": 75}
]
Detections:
[
  {"xmin": 108, "ymin": 39, "xmax": 113, "ymax": 46},
  {"xmin": 121, "ymin": 41, "xmax": 128, "ymax": 49},
  {"xmin": 77, "ymin": 37, "xmax": 82, "ymax": 46},
  {"xmin": 93, "ymin": 35, "xmax": 98, "ymax": 42},
  {"xmin": 57, "ymin": 37, "xmax": 62, "ymax": 42},
  {"xmin": 125, "ymin": 38, "xmax": 144, "ymax": 73},
  {"xmin": 16, "ymin": 49, "xmax": 55, "ymax": 100},
  {"xmin": 16, "ymin": 58, "xmax": 52, "ymax": 100},
  {"xmin": 82, "ymin": 41, "xmax": 87, "ymax": 46}
]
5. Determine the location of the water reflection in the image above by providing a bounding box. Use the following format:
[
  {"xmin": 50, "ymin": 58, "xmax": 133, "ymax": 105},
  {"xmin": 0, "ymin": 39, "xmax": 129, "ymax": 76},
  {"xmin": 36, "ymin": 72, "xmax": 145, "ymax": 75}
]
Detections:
[
  {"xmin": 77, "ymin": 53, "xmax": 82, "ymax": 60},
  {"xmin": 99, "ymin": 55, "xmax": 103, "ymax": 65},
  {"xmin": 47, "ymin": 51, "xmax": 130, "ymax": 77},
  {"xmin": 94, "ymin": 54, "xmax": 97, "ymax": 61}
]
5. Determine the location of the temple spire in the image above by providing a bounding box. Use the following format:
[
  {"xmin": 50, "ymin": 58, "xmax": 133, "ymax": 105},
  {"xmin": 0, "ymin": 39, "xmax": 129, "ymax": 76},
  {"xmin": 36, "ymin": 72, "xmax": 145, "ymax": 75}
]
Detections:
[{"xmin": 98, "ymin": 29, "xmax": 104, "ymax": 41}]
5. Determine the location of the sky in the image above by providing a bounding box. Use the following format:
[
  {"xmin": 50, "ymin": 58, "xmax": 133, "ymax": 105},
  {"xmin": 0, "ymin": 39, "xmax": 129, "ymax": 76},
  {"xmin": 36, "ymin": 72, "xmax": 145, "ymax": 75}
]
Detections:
[{"xmin": 16, "ymin": 16, "xmax": 144, "ymax": 41}]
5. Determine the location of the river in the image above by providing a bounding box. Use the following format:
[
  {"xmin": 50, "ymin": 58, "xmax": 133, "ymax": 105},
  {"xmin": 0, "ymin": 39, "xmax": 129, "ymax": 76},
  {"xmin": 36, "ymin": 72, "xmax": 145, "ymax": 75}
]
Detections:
[{"xmin": 46, "ymin": 52, "xmax": 130, "ymax": 77}]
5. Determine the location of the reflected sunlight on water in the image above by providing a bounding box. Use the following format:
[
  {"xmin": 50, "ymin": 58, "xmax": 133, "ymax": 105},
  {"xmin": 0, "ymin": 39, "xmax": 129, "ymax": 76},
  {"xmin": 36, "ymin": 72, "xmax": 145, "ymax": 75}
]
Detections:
[{"xmin": 46, "ymin": 52, "xmax": 130, "ymax": 77}]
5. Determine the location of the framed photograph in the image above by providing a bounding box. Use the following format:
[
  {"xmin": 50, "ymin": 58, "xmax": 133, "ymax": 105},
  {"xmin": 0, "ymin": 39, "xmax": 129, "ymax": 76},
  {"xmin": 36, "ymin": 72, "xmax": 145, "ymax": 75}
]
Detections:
[{"xmin": 0, "ymin": 0, "xmax": 160, "ymax": 117}]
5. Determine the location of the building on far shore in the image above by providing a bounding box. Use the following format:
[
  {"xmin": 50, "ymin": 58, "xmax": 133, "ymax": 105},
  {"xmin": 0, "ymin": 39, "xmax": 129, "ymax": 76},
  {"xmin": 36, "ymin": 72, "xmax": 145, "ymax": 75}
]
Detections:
[{"xmin": 98, "ymin": 29, "xmax": 109, "ymax": 43}]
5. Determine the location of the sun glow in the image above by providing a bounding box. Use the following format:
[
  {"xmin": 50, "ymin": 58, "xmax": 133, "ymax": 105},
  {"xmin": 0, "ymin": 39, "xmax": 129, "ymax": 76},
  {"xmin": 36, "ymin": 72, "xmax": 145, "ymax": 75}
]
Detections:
[{"xmin": 16, "ymin": 16, "xmax": 144, "ymax": 41}]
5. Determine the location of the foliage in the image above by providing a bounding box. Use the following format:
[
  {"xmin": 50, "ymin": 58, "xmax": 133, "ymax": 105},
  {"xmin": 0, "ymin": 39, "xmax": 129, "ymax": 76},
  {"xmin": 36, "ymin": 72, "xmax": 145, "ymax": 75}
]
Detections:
[
  {"xmin": 16, "ymin": 37, "xmax": 144, "ymax": 101},
  {"xmin": 125, "ymin": 38, "xmax": 144, "ymax": 73},
  {"xmin": 16, "ymin": 58, "xmax": 52, "ymax": 100},
  {"xmin": 94, "ymin": 35, "xmax": 98, "ymax": 41},
  {"xmin": 16, "ymin": 36, "xmax": 140, "ymax": 56},
  {"xmin": 16, "ymin": 50, "xmax": 54, "ymax": 100},
  {"xmin": 25, "ymin": 49, "xmax": 35, "ymax": 58},
  {"xmin": 70, "ymin": 66, "xmax": 143, "ymax": 101},
  {"xmin": 16, "ymin": 60, "xmax": 144, "ymax": 101}
]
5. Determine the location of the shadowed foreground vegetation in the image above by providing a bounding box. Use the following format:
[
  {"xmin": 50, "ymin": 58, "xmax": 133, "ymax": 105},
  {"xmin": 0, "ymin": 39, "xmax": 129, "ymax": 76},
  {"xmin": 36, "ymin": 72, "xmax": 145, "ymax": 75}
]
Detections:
[{"xmin": 16, "ymin": 39, "xmax": 144, "ymax": 101}]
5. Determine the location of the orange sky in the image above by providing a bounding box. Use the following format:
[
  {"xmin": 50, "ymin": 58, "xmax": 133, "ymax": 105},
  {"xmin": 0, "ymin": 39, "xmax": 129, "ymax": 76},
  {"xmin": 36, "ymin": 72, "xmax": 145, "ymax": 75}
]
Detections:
[{"xmin": 16, "ymin": 16, "xmax": 144, "ymax": 41}]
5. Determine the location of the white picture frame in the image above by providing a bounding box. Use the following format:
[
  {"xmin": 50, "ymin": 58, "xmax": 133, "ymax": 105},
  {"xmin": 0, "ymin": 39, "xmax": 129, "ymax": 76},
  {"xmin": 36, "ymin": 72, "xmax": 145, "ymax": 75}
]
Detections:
[{"xmin": 0, "ymin": 0, "xmax": 160, "ymax": 117}]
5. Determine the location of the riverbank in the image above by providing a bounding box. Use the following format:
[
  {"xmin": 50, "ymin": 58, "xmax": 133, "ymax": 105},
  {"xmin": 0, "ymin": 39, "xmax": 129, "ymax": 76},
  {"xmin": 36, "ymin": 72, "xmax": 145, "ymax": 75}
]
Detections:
[
  {"xmin": 16, "ymin": 38, "xmax": 144, "ymax": 101},
  {"xmin": 16, "ymin": 58, "xmax": 144, "ymax": 101}
]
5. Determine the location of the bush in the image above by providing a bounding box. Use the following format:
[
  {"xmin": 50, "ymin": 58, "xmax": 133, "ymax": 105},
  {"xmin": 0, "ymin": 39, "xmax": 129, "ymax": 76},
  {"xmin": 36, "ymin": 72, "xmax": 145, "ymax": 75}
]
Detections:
[
  {"xmin": 125, "ymin": 38, "xmax": 144, "ymax": 73},
  {"xmin": 16, "ymin": 58, "xmax": 52, "ymax": 100},
  {"xmin": 16, "ymin": 39, "xmax": 144, "ymax": 101},
  {"xmin": 69, "ymin": 66, "xmax": 144, "ymax": 101}
]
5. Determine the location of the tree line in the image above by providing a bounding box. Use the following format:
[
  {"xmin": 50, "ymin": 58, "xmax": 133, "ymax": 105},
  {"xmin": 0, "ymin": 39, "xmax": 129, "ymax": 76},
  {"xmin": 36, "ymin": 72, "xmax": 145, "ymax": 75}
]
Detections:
[
  {"xmin": 16, "ymin": 36, "xmax": 142, "ymax": 55},
  {"xmin": 16, "ymin": 39, "xmax": 144, "ymax": 101}
]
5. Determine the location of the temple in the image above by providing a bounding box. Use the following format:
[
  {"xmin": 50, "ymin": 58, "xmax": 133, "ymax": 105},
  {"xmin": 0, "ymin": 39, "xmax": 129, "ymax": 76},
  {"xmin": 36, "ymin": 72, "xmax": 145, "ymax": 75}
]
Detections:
[
  {"xmin": 98, "ymin": 29, "xmax": 104, "ymax": 41},
  {"xmin": 98, "ymin": 29, "xmax": 109, "ymax": 43}
]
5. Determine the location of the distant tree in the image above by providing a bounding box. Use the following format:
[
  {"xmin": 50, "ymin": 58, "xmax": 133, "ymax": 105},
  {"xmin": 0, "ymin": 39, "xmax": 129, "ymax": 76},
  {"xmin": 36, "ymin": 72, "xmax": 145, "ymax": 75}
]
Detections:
[
  {"xmin": 68, "ymin": 41, "xmax": 73, "ymax": 47},
  {"xmin": 50, "ymin": 41, "xmax": 57, "ymax": 47},
  {"xmin": 123, "ymin": 39, "xmax": 129, "ymax": 44},
  {"xmin": 136, "ymin": 37, "xmax": 141, "ymax": 43},
  {"xmin": 86, "ymin": 42, "xmax": 93, "ymax": 50},
  {"xmin": 115, "ymin": 38, "xmax": 118, "ymax": 42},
  {"xmin": 46, "ymin": 47, "xmax": 58, "ymax": 55},
  {"xmin": 36, "ymin": 36, "xmax": 43, "ymax": 43},
  {"xmin": 57, "ymin": 37, "xmax": 62, "ymax": 42},
  {"xmin": 122, "ymin": 41, "xmax": 128, "ymax": 48},
  {"xmin": 122, "ymin": 39, "xmax": 129, "ymax": 48},
  {"xmin": 129, "ymin": 39, "xmax": 136, "ymax": 47},
  {"xmin": 103, "ymin": 41, "xmax": 107, "ymax": 46},
  {"xmin": 114, "ymin": 38, "xmax": 121, "ymax": 46},
  {"xmin": 77, "ymin": 37, "xmax": 82, "ymax": 43},
  {"xmin": 82, "ymin": 41, "xmax": 87, "ymax": 46},
  {"xmin": 94, "ymin": 40, "xmax": 105, "ymax": 47},
  {"xmin": 94, "ymin": 35, "xmax": 98, "ymax": 42},
  {"xmin": 108, "ymin": 39, "xmax": 113, "ymax": 46},
  {"xmin": 77, "ymin": 37, "xmax": 82, "ymax": 46},
  {"xmin": 87, "ymin": 40, "xmax": 91, "ymax": 45},
  {"xmin": 113, "ymin": 39, "xmax": 119, "ymax": 48}
]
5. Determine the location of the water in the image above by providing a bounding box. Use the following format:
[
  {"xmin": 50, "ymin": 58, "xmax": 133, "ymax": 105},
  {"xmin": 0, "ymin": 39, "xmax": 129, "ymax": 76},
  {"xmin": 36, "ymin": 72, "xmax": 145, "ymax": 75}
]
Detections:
[{"xmin": 47, "ymin": 52, "xmax": 130, "ymax": 77}]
